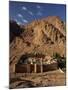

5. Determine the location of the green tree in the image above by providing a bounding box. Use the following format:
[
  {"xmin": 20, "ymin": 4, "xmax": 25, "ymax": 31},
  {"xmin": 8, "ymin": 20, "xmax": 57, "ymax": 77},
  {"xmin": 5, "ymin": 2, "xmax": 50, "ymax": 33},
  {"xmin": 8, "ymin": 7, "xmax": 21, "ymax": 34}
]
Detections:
[{"xmin": 53, "ymin": 53, "xmax": 66, "ymax": 69}]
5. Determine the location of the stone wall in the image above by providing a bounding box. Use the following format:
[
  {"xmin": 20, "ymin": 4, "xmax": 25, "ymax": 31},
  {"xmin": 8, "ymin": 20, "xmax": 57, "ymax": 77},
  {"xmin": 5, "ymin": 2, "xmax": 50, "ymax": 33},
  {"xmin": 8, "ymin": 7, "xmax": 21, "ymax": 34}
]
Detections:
[{"xmin": 15, "ymin": 63, "xmax": 58, "ymax": 73}]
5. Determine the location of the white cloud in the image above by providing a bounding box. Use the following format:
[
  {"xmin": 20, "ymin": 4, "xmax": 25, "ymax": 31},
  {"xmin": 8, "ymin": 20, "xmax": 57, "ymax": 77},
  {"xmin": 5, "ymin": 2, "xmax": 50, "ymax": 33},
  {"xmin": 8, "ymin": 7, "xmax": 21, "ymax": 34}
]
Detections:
[
  {"xmin": 18, "ymin": 14, "xmax": 23, "ymax": 18},
  {"xmin": 28, "ymin": 11, "xmax": 33, "ymax": 16},
  {"xmin": 17, "ymin": 21, "xmax": 21, "ymax": 25},
  {"xmin": 22, "ymin": 6, "xmax": 27, "ymax": 10},
  {"xmin": 14, "ymin": 18, "xmax": 18, "ymax": 22},
  {"xmin": 36, "ymin": 5, "xmax": 41, "ymax": 9},
  {"xmin": 37, "ymin": 11, "xmax": 42, "ymax": 16},
  {"xmin": 22, "ymin": 19, "xmax": 28, "ymax": 23},
  {"xmin": 14, "ymin": 18, "xmax": 21, "ymax": 25}
]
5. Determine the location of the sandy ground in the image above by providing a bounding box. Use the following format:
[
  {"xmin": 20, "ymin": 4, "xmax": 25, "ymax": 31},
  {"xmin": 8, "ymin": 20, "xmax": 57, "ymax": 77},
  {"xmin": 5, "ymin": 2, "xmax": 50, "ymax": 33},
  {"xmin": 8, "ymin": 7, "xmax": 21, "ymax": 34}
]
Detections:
[{"xmin": 9, "ymin": 69, "xmax": 66, "ymax": 89}]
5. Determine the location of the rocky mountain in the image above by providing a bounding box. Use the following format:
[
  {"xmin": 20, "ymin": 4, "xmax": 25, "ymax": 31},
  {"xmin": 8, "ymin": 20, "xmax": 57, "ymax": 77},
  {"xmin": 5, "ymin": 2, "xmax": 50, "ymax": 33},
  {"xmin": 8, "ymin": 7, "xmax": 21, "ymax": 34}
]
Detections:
[
  {"xmin": 10, "ymin": 16, "xmax": 66, "ymax": 73},
  {"xmin": 10, "ymin": 20, "xmax": 25, "ymax": 43}
]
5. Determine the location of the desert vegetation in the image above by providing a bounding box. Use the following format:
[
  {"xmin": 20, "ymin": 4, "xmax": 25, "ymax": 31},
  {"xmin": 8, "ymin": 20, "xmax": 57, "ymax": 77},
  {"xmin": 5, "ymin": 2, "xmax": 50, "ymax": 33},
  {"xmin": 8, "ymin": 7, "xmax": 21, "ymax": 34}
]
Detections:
[{"xmin": 53, "ymin": 53, "xmax": 66, "ymax": 71}]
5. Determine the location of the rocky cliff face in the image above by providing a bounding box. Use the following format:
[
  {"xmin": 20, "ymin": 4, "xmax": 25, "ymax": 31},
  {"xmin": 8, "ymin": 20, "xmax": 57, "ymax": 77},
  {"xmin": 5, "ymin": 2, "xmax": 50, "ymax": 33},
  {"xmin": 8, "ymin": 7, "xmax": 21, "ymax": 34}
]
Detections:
[{"xmin": 10, "ymin": 16, "xmax": 66, "ymax": 72}]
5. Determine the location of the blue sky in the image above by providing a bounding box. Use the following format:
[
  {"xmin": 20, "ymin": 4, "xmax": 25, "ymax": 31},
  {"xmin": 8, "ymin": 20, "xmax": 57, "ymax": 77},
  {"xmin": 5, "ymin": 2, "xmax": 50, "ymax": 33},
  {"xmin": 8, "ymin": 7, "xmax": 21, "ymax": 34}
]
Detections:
[{"xmin": 9, "ymin": 1, "xmax": 66, "ymax": 25}]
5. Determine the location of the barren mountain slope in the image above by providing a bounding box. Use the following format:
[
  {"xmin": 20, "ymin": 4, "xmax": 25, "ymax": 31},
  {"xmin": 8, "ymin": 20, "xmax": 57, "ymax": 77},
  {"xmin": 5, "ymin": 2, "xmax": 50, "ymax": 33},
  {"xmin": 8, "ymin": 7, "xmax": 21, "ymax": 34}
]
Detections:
[{"xmin": 10, "ymin": 16, "xmax": 66, "ymax": 73}]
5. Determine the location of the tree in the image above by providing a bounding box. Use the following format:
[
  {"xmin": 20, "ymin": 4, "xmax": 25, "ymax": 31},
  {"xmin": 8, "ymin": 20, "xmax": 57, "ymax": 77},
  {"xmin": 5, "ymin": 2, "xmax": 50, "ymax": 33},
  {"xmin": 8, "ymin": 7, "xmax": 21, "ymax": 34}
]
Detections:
[{"xmin": 53, "ymin": 53, "xmax": 66, "ymax": 69}]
